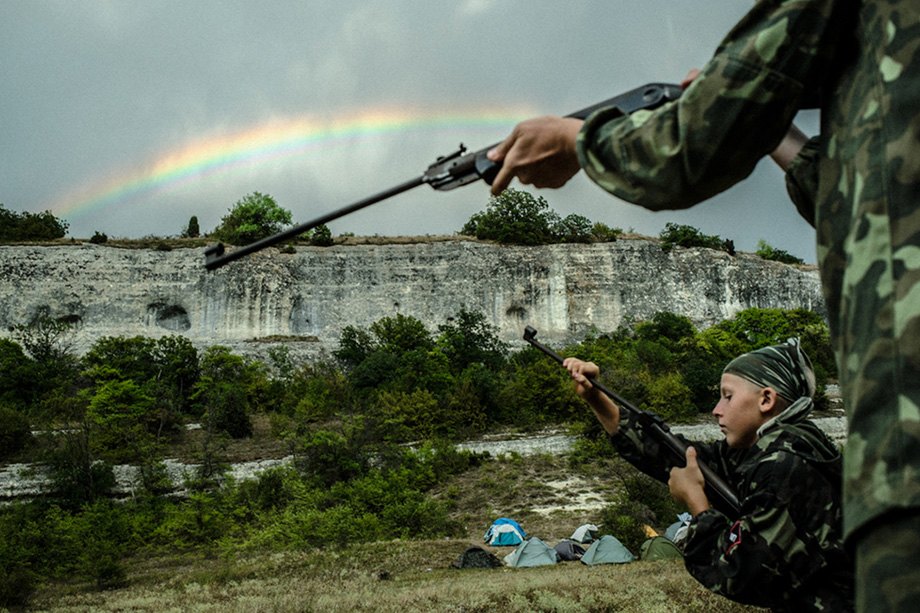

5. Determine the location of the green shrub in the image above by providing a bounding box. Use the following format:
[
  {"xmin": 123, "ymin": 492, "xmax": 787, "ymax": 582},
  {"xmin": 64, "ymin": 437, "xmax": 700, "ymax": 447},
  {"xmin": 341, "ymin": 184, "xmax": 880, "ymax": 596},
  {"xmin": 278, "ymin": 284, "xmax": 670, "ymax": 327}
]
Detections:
[
  {"xmin": 555, "ymin": 213, "xmax": 593, "ymax": 243},
  {"xmin": 644, "ymin": 371, "xmax": 696, "ymax": 423},
  {"xmin": 0, "ymin": 203, "xmax": 68, "ymax": 241},
  {"xmin": 0, "ymin": 565, "xmax": 35, "ymax": 608},
  {"xmin": 153, "ymin": 490, "xmax": 235, "ymax": 550},
  {"xmin": 461, "ymin": 188, "xmax": 560, "ymax": 245},
  {"xmin": 590, "ymin": 221, "xmax": 623, "ymax": 242},
  {"xmin": 183, "ymin": 215, "xmax": 200, "ymax": 238},
  {"xmin": 193, "ymin": 346, "xmax": 258, "ymax": 439},
  {"xmin": 295, "ymin": 429, "xmax": 370, "ymax": 487},
  {"xmin": 309, "ymin": 224, "xmax": 334, "ymax": 246},
  {"xmin": 756, "ymin": 239, "xmax": 805, "ymax": 265},
  {"xmin": 601, "ymin": 468, "xmax": 682, "ymax": 553},
  {"xmin": 658, "ymin": 222, "xmax": 728, "ymax": 253},
  {"xmin": 0, "ymin": 404, "xmax": 32, "ymax": 460},
  {"xmin": 599, "ymin": 499, "xmax": 650, "ymax": 555},
  {"xmin": 497, "ymin": 348, "xmax": 584, "ymax": 426},
  {"xmin": 213, "ymin": 192, "xmax": 292, "ymax": 245}
]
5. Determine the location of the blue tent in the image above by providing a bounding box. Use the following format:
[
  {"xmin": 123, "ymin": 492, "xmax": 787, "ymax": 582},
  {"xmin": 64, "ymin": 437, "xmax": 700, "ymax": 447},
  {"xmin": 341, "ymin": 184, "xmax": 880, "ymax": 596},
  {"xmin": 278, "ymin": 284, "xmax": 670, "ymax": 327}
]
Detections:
[{"xmin": 483, "ymin": 517, "xmax": 527, "ymax": 546}]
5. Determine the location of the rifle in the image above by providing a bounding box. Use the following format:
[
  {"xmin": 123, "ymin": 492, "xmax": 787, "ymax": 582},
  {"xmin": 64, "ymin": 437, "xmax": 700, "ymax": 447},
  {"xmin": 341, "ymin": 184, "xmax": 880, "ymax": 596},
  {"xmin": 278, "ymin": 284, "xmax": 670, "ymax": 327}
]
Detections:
[
  {"xmin": 204, "ymin": 82, "xmax": 682, "ymax": 270},
  {"xmin": 522, "ymin": 325, "xmax": 742, "ymax": 517}
]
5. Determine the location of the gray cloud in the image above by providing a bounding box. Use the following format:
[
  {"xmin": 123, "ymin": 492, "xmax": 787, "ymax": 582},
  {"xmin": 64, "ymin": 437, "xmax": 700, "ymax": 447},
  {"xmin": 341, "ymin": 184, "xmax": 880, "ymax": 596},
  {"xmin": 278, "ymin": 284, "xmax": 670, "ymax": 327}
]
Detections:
[{"xmin": 1, "ymin": 1, "xmax": 816, "ymax": 261}]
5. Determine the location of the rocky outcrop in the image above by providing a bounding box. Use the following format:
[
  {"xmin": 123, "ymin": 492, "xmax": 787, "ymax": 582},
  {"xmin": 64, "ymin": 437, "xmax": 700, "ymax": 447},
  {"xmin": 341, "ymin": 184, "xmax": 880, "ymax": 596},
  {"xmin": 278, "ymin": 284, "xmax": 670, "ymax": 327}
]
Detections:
[{"xmin": 0, "ymin": 238, "xmax": 824, "ymax": 358}]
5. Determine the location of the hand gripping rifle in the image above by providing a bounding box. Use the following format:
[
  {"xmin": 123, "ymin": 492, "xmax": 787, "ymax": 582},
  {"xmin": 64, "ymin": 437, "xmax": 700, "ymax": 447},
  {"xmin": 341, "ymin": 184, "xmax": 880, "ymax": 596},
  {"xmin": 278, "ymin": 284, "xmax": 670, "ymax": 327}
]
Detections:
[
  {"xmin": 522, "ymin": 325, "xmax": 742, "ymax": 517},
  {"xmin": 204, "ymin": 82, "xmax": 683, "ymax": 270}
]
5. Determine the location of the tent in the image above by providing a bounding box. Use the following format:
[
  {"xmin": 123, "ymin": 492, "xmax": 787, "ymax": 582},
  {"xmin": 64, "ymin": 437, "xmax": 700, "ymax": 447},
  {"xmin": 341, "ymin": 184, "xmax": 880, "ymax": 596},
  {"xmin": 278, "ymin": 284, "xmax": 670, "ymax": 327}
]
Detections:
[
  {"xmin": 569, "ymin": 523, "xmax": 599, "ymax": 544},
  {"xmin": 665, "ymin": 512, "xmax": 692, "ymax": 545},
  {"xmin": 503, "ymin": 537, "xmax": 558, "ymax": 568},
  {"xmin": 483, "ymin": 517, "xmax": 526, "ymax": 546},
  {"xmin": 451, "ymin": 546, "xmax": 503, "ymax": 569},
  {"xmin": 554, "ymin": 539, "xmax": 587, "ymax": 562},
  {"xmin": 640, "ymin": 536, "xmax": 683, "ymax": 561},
  {"xmin": 580, "ymin": 535, "xmax": 635, "ymax": 565}
]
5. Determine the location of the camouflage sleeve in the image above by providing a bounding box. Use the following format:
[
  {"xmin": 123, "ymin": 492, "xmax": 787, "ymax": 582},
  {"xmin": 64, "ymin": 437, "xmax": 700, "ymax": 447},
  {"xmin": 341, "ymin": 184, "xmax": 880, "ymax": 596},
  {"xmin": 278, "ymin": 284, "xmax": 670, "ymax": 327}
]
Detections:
[
  {"xmin": 784, "ymin": 135, "xmax": 822, "ymax": 227},
  {"xmin": 680, "ymin": 450, "xmax": 843, "ymax": 609},
  {"xmin": 575, "ymin": 0, "xmax": 843, "ymax": 210}
]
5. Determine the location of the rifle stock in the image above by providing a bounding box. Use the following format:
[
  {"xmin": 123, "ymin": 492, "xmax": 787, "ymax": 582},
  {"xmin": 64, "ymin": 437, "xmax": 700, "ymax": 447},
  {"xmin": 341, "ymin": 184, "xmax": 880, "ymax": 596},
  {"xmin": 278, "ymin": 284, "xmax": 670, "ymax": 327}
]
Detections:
[
  {"xmin": 522, "ymin": 325, "xmax": 742, "ymax": 517},
  {"xmin": 204, "ymin": 82, "xmax": 682, "ymax": 270}
]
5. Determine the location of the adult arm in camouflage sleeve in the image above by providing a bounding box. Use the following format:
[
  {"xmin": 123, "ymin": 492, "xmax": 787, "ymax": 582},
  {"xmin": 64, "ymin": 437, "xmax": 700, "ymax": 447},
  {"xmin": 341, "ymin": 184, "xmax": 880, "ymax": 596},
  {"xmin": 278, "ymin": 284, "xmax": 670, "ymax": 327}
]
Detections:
[{"xmin": 575, "ymin": 0, "xmax": 846, "ymax": 210}]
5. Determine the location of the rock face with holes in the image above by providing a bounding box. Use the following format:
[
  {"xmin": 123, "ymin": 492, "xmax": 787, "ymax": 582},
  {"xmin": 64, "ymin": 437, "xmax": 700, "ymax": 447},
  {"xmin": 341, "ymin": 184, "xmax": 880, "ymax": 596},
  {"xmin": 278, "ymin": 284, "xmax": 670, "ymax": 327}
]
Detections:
[{"xmin": 0, "ymin": 239, "xmax": 825, "ymax": 357}]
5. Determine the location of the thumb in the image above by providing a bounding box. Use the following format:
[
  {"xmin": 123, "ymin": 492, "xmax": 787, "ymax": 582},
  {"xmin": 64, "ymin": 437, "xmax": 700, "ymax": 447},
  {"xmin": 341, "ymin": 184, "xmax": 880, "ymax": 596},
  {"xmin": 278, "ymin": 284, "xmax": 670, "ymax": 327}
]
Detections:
[{"xmin": 685, "ymin": 446, "xmax": 698, "ymax": 467}]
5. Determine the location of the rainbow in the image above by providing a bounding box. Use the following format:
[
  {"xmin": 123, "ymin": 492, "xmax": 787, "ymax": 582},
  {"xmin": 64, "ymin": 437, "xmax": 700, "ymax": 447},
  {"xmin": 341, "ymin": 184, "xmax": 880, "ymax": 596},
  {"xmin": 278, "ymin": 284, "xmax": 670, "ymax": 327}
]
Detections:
[{"xmin": 49, "ymin": 105, "xmax": 534, "ymax": 219}]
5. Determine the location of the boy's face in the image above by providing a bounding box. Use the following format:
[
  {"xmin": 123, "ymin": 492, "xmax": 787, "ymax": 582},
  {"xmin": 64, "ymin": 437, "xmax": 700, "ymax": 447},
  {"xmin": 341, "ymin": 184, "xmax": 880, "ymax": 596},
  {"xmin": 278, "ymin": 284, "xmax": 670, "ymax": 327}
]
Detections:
[{"xmin": 712, "ymin": 373, "xmax": 769, "ymax": 449}]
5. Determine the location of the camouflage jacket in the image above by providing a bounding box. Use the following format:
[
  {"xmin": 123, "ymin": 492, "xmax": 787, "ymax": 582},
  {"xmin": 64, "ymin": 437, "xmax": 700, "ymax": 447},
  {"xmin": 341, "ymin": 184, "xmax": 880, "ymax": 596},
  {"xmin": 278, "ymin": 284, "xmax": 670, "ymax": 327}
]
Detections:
[
  {"xmin": 611, "ymin": 409, "xmax": 853, "ymax": 612},
  {"xmin": 576, "ymin": 0, "xmax": 920, "ymax": 540}
]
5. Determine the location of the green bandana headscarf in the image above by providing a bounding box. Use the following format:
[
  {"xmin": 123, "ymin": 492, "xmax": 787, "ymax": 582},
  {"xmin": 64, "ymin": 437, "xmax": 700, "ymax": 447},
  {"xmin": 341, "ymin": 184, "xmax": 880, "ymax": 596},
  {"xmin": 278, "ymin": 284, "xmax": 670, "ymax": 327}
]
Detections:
[{"xmin": 722, "ymin": 338, "xmax": 817, "ymax": 436}]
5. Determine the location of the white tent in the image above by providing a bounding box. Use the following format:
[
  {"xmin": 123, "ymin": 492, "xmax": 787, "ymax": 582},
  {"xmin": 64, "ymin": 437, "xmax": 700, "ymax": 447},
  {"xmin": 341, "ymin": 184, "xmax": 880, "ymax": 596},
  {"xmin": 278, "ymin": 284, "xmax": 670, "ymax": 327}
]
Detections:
[{"xmin": 569, "ymin": 523, "xmax": 600, "ymax": 544}]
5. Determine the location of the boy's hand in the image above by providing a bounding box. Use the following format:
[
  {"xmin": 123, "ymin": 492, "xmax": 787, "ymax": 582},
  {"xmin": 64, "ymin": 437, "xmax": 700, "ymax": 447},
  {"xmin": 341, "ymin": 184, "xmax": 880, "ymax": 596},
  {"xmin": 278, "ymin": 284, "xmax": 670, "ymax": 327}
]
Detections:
[
  {"xmin": 563, "ymin": 357, "xmax": 600, "ymax": 399},
  {"xmin": 669, "ymin": 446, "xmax": 711, "ymax": 515}
]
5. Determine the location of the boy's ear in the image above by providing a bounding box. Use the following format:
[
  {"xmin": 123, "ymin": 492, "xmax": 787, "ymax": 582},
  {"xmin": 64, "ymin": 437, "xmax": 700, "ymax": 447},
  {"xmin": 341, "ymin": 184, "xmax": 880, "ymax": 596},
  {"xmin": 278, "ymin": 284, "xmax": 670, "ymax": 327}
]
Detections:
[{"xmin": 760, "ymin": 387, "xmax": 779, "ymax": 413}]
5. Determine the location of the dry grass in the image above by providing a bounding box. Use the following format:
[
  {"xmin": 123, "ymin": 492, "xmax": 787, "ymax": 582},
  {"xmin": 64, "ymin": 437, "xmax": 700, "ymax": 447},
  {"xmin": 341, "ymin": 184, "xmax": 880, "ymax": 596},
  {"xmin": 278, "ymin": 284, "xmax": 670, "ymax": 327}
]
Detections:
[
  {"xmin": 30, "ymin": 541, "xmax": 764, "ymax": 613},
  {"xmin": 24, "ymin": 443, "xmax": 768, "ymax": 612}
]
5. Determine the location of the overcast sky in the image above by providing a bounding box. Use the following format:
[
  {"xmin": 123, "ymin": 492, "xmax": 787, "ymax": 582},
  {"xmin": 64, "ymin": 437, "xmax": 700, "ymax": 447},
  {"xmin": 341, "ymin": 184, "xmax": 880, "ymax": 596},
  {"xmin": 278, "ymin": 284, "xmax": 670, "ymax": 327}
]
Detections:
[{"xmin": 1, "ymin": 0, "xmax": 820, "ymax": 262}]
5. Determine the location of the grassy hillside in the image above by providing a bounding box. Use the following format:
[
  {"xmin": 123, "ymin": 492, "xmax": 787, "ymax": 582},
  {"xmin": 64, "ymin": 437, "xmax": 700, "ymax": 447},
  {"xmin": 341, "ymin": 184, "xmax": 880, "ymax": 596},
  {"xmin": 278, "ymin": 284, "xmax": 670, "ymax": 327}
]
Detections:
[{"xmin": 26, "ymin": 447, "xmax": 765, "ymax": 613}]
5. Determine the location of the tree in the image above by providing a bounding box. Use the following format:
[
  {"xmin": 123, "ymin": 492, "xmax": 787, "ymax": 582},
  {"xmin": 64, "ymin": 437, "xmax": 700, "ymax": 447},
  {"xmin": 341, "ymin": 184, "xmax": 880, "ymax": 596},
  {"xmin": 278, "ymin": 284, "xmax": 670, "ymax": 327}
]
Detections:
[
  {"xmin": 555, "ymin": 214, "xmax": 593, "ymax": 243},
  {"xmin": 370, "ymin": 313, "xmax": 434, "ymax": 354},
  {"xmin": 591, "ymin": 222, "xmax": 623, "ymax": 242},
  {"xmin": 658, "ymin": 222, "xmax": 729, "ymax": 253},
  {"xmin": 0, "ymin": 339, "xmax": 39, "ymax": 411},
  {"xmin": 183, "ymin": 216, "xmax": 200, "ymax": 238},
  {"xmin": 0, "ymin": 204, "xmax": 68, "ymax": 241},
  {"xmin": 84, "ymin": 379, "xmax": 157, "ymax": 464},
  {"xmin": 335, "ymin": 325, "xmax": 377, "ymax": 369},
  {"xmin": 436, "ymin": 307, "xmax": 507, "ymax": 373},
  {"xmin": 756, "ymin": 239, "xmax": 805, "ymax": 265},
  {"xmin": 308, "ymin": 224, "xmax": 334, "ymax": 246},
  {"xmin": 0, "ymin": 404, "xmax": 32, "ymax": 460},
  {"xmin": 9, "ymin": 315, "xmax": 80, "ymax": 415},
  {"xmin": 634, "ymin": 312, "xmax": 696, "ymax": 347},
  {"xmin": 193, "ymin": 346, "xmax": 257, "ymax": 439},
  {"xmin": 460, "ymin": 188, "xmax": 560, "ymax": 245},
  {"xmin": 212, "ymin": 192, "xmax": 292, "ymax": 245},
  {"xmin": 82, "ymin": 335, "xmax": 200, "ymax": 436}
]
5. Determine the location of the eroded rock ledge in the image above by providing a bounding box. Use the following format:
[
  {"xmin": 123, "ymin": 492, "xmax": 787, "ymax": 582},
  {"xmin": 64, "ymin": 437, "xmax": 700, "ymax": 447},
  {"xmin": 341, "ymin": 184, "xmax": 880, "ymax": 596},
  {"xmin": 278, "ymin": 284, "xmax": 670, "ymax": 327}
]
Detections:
[{"xmin": 0, "ymin": 238, "xmax": 824, "ymax": 359}]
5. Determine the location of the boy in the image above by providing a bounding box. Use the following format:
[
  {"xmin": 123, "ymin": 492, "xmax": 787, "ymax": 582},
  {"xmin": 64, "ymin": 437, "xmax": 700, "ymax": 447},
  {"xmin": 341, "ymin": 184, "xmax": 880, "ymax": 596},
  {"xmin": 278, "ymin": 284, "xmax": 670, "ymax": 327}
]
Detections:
[{"xmin": 564, "ymin": 339, "xmax": 853, "ymax": 611}]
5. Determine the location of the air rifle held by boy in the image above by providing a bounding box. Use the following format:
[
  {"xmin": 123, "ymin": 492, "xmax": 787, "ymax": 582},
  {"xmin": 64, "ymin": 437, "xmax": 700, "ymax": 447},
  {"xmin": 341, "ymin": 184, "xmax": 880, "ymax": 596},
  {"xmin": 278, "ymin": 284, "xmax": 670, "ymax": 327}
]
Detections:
[
  {"xmin": 522, "ymin": 325, "xmax": 742, "ymax": 517},
  {"xmin": 204, "ymin": 82, "xmax": 682, "ymax": 270}
]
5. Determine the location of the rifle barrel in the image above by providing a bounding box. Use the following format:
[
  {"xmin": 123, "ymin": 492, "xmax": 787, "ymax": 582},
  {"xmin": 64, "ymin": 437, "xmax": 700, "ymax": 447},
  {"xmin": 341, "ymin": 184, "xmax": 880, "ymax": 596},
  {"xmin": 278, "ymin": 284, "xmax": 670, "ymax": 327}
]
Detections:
[
  {"xmin": 204, "ymin": 176, "xmax": 425, "ymax": 270},
  {"xmin": 522, "ymin": 326, "xmax": 741, "ymax": 516}
]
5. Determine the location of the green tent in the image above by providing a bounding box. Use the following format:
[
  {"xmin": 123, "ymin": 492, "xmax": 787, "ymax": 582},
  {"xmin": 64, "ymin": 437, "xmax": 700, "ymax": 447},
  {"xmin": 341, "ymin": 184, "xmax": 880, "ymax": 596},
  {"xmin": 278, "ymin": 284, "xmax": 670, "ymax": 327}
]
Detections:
[
  {"xmin": 640, "ymin": 536, "xmax": 683, "ymax": 561},
  {"xmin": 580, "ymin": 535, "xmax": 635, "ymax": 565},
  {"xmin": 503, "ymin": 537, "xmax": 558, "ymax": 568}
]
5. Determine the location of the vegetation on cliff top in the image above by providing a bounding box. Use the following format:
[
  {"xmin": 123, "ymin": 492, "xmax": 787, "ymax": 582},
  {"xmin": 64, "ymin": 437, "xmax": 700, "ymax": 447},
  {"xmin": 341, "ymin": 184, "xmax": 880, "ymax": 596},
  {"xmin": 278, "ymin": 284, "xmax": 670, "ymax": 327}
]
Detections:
[{"xmin": 1, "ymin": 192, "xmax": 807, "ymax": 266}]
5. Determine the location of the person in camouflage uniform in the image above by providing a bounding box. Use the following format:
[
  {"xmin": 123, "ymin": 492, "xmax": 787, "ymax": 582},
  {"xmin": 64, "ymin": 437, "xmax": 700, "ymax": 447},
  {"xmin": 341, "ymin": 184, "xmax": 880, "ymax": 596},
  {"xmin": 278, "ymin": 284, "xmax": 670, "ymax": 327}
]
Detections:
[
  {"xmin": 488, "ymin": 2, "xmax": 920, "ymax": 610},
  {"xmin": 565, "ymin": 340, "xmax": 853, "ymax": 611}
]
